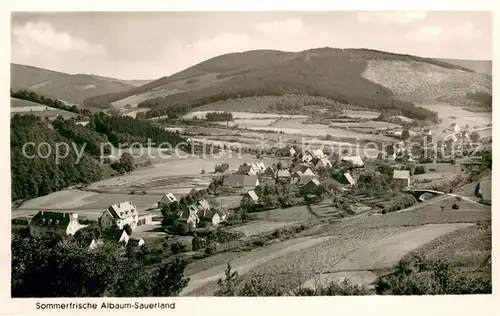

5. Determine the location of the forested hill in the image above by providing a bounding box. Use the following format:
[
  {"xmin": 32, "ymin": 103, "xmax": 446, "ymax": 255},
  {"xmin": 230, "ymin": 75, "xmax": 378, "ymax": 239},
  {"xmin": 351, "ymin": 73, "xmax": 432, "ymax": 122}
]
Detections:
[
  {"xmin": 10, "ymin": 113, "xmax": 189, "ymax": 201},
  {"xmin": 10, "ymin": 63, "xmax": 151, "ymax": 105},
  {"xmin": 82, "ymin": 48, "xmax": 491, "ymax": 121}
]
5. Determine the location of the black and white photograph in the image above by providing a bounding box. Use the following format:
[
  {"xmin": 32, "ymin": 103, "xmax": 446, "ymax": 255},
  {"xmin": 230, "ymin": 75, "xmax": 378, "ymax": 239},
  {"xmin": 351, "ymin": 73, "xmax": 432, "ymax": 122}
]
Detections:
[{"xmin": 5, "ymin": 7, "xmax": 495, "ymax": 308}]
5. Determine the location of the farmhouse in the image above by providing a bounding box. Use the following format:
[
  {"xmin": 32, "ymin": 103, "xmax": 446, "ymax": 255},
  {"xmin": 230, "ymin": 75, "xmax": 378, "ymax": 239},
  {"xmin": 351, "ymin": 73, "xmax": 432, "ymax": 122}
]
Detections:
[
  {"xmin": 158, "ymin": 192, "xmax": 178, "ymax": 209},
  {"xmin": 393, "ymin": 170, "xmax": 411, "ymax": 188},
  {"xmin": 29, "ymin": 211, "xmax": 87, "ymax": 239},
  {"xmin": 300, "ymin": 178, "xmax": 321, "ymax": 195},
  {"xmin": 276, "ymin": 169, "xmax": 292, "ymax": 183},
  {"xmin": 223, "ymin": 174, "xmax": 259, "ymax": 193},
  {"xmin": 176, "ymin": 204, "xmax": 200, "ymax": 230},
  {"xmin": 341, "ymin": 155, "xmax": 364, "ymax": 168},
  {"xmin": 118, "ymin": 229, "xmax": 145, "ymax": 247},
  {"xmin": 199, "ymin": 210, "xmax": 222, "ymax": 227},
  {"xmin": 99, "ymin": 201, "xmax": 138, "ymax": 231},
  {"xmin": 263, "ymin": 166, "xmax": 276, "ymax": 178},
  {"xmin": 315, "ymin": 157, "xmax": 332, "ymax": 169}
]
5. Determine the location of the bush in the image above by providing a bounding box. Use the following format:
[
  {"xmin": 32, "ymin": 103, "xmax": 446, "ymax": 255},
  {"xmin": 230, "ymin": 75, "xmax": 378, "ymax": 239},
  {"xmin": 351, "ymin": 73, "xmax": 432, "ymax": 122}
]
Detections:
[
  {"xmin": 414, "ymin": 165, "xmax": 426, "ymax": 175},
  {"xmin": 205, "ymin": 243, "xmax": 217, "ymax": 255},
  {"xmin": 192, "ymin": 236, "xmax": 207, "ymax": 251},
  {"xmin": 170, "ymin": 241, "xmax": 187, "ymax": 254},
  {"xmin": 452, "ymin": 203, "xmax": 460, "ymax": 210}
]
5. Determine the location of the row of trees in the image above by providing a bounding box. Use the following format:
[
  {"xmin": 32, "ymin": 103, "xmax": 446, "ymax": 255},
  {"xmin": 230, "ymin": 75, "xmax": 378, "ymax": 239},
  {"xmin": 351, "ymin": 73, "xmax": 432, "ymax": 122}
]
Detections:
[
  {"xmin": 205, "ymin": 111, "xmax": 234, "ymax": 122},
  {"xmin": 11, "ymin": 90, "xmax": 92, "ymax": 117}
]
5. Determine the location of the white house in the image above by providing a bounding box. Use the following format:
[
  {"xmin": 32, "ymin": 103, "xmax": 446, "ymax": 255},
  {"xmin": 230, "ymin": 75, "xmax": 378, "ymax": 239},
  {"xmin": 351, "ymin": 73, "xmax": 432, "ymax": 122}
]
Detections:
[
  {"xmin": 289, "ymin": 147, "xmax": 297, "ymax": 157},
  {"xmin": 99, "ymin": 201, "xmax": 139, "ymax": 231},
  {"xmin": 29, "ymin": 211, "xmax": 87, "ymax": 239},
  {"xmin": 158, "ymin": 192, "xmax": 178, "ymax": 209},
  {"xmin": 393, "ymin": 170, "xmax": 411, "ymax": 187},
  {"xmin": 309, "ymin": 149, "xmax": 326, "ymax": 159}
]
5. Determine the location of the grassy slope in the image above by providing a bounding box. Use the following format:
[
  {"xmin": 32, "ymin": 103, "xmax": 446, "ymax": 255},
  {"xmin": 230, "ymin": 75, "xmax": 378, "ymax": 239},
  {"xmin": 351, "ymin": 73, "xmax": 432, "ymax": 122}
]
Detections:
[
  {"xmin": 11, "ymin": 63, "xmax": 144, "ymax": 105},
  {"xmin": 83, "ymin": 48, "xmax": 491, "ymax": 115}
]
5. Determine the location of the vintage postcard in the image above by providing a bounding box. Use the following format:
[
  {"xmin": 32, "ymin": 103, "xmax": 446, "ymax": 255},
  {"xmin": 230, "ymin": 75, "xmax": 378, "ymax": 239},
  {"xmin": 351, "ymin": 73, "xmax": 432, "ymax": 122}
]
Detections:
[{"xmin": 1, "ymin": 2, "xmax": 497, "ymax": 315}]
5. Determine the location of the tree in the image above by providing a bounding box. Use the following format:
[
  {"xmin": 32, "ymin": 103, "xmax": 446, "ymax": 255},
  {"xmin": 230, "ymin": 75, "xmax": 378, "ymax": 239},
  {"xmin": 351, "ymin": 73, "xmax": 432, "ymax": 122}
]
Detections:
[
  {"xmin": 150, "ymin": 258, "xmax": 190, "ymax": 296},
  {"xmin": 120, "ymin": 153, "xmax": 136, "ymax": 173},
  {"xmin": 215, "ymin": 263, "xmax": 239, "ymax": 296}
]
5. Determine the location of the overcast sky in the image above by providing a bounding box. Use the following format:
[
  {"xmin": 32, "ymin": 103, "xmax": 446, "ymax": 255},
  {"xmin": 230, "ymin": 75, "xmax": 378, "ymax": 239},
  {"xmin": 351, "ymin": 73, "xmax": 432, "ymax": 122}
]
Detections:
[{"xmin": 11, "ymin": 11, "xmax": 492, "ymax": 80}]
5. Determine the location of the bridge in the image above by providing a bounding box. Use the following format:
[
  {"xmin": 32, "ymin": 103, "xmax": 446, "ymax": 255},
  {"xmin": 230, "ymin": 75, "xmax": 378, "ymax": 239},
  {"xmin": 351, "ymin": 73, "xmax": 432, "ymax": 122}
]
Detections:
[{"xmin": 403, "ymin": 188, "xmax": 446, "ymax": 202}]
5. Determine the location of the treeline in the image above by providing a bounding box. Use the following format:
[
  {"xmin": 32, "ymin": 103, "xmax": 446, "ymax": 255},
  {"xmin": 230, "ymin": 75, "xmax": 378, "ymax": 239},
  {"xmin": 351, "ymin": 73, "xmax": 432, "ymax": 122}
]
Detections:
[
  {"xmin": 11, "ymin": 113, "xmax": 190, "ymax": 201},
  {"xmin": 11, "ymin": 115, "xmax": 105, "ymax": 201},
  {"xmin": 466, "ymin": 91, "xmax": 492, "ymax": 108},
  {"xmin": 11, "ymin": 90, "xmax": 92, "ymax": 117},
  {"xmin": 205, "ymin": 111, "xmax": 233, "ymax": 122}
]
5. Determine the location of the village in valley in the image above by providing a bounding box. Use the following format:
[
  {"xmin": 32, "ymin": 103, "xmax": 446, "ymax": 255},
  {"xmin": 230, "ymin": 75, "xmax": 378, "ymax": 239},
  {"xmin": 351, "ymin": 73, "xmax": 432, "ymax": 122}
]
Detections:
[{"xmin": 9, "ymin": 11, "xmax": 492, "ymax": 298}]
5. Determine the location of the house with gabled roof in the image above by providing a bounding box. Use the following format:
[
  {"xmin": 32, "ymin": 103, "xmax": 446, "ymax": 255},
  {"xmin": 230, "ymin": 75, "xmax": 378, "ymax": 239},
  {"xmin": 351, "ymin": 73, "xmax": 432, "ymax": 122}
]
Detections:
[
  {"xmin": 198, "ymin": 210, "xmax": 222, "ymax": 227},
  {"xmin": 158, "ymin": 192, "xmax": 178, "ymax": 209},
  {"xmin": 223, "ymin": 174, "xmax": 259, "ymax": 193},
  {"xmin": 289, "ymin": 147, "xmax": 297, "ymax": 157},
  {"xmin": 29, "ymin": 211, "xmax": 87, "ymax": 238},
  {"xmin": 118, "ymin": 229, "xmax": 145, "ymax": 247},
  {"xmin": 299, "ymin": 178, "xmax": 321, "ymax": 195},
  {"xmin": 309, "ymin": 149, "xmax": 326, "ymax": 159},
  {"xmin": 276, "ymin": 169, "xmax": 292, "ymax": 183},
  {"xmin": 263, "ymin": 166, "xmax": 276, "ymax": 178},
  {"xmin": 99, "ymin": 201, "xmax": 138, "ymax": 231},
  {"xmin": 291, "ymin": 168, "xmax": 317, "ymax": 184}
]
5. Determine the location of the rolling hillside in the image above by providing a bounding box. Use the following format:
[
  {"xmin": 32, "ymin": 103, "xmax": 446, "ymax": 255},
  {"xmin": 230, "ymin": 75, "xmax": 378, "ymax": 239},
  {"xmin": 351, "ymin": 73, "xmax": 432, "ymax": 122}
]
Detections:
[
  {"xmin": 10, "ymin": 63, "xmax": 152, "ymax": 105},
  {"xmin": 83, "ymin": 48, "xmax": 492, "ymax": 119},
  {"xmin": 436, "ymin": 58, "xmax": 492, "ymax": 75}
]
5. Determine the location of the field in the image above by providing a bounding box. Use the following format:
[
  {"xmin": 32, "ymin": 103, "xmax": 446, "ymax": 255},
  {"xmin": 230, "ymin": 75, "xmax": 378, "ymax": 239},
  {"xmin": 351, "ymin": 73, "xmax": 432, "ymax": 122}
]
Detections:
[
  {"xmin": 418, "ymin": 103, "xmax": 491, "ymax": 131},
  {"xmin": 10, "ymin": 98, "xmax": 78, "ymax": 119},
  {"xmin": 254, "ymin": 205, "xmax": 314, "ymax": 222}
]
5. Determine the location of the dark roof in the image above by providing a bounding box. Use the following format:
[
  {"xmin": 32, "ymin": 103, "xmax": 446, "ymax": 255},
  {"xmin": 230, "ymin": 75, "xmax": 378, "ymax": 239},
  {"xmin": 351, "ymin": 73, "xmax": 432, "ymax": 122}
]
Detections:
[
  {"xmin": 30, "ymin": 211, "xmax": 71, "ymax": 227},
  {"xmin": 223, "ymin": 174, "xmax": 258, "ymax": 187},
  {"xmin": 299, "ymin": 175, "xmax": 317, "ymax": 186}
]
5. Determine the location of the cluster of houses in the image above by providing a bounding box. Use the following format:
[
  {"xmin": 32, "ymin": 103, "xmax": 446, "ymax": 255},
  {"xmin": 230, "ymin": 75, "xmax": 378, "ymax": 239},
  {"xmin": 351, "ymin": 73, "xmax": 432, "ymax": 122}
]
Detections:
[
  {"xmin": 12, "ymin": 201, "xmax": 154, "ymax": 249},
  {"xmin": 218, "ymin": 149, "xmax": 374, "ymax": 204},
  {"xmin": 157, "ymin": 192, "xmax": 229, "ymax": 231}
]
